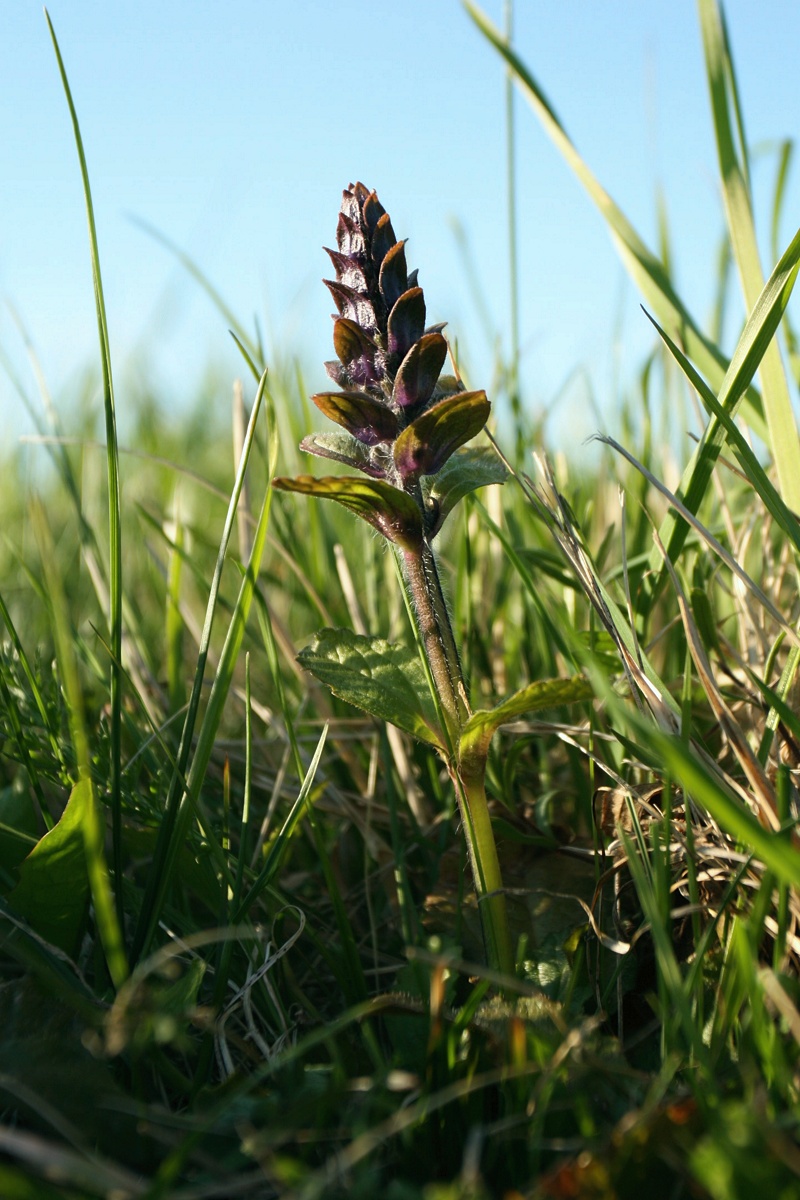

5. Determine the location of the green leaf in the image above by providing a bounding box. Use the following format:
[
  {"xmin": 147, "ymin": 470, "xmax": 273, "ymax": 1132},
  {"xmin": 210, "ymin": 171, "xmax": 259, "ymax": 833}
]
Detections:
[
  {"xmin": 298, "ymin": 628, "xmax": 444, "ymax": 747},
  {"xmin": 299, "ymin": 430, "xmax": 382, "ymax": 477},
  {"xmin": 7, "ymin": 782, "xmax": 91, "ymax": 956},
  {"xmin": 132, "ymin": 372, "xmax": 272, "ymax": 964},
  {"xmin": 698, "ymin": 0, "xmax": 800, "ymax": 512},
  {"xmin": 393, "ymin": 391, "xmax": 490, "ymax": 482},
  {"xmin": 46, "ymin": 10, "xmax": 126, "ymax": 946},
  {"xmin": 460, "ymin": 676, "xmax": 593, "ymax": 763},
  {"xmin": 234, "ymin": 724, "xmax": 328, "ymax": 921},
  {"xmin": 643, "ymin": 246, "xmax": 800, "ymax": 558},
  {"xmin": 464, "ymin": 0, "xmax": 767, "ymax": 446},
  {"xmin": 273, "ymin": 475, "xmax": 423, "ymax": 550},
  {"xmin": 311, "ymin": 390, "xmax": 398, "ymax": 445},
  {"xmin": 425, "ymin": 445, "xmax": 507, "ymax": 535}
]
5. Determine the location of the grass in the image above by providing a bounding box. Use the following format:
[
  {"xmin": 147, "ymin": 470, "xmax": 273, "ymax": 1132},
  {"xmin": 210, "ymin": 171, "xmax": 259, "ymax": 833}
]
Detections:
[{"xmin": 1, "ymin": 2, "xmax": 800, "ymax": 1196}]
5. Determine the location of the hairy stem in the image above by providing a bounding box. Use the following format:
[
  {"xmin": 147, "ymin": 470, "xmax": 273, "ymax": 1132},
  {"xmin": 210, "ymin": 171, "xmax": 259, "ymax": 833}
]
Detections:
[
  {"xmin": 403, "ymin": 539, "xmax": 468, "ymax": 743},
  {"xmin": 403, "ymin": 538, "xmax": 514, "ymax": 976}
]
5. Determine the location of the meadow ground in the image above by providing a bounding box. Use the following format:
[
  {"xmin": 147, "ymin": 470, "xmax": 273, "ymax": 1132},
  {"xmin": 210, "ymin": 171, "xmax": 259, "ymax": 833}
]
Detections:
[{"xmin": 2, "ymin": 4, "xmax": 800, "ymax": 1197}]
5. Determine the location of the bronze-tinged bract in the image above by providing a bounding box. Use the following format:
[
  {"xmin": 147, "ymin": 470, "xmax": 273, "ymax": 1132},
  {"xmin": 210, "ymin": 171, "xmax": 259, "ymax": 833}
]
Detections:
[{"xmin": 273, "ymin": 182, "xmax": 494, "ymax": 541}]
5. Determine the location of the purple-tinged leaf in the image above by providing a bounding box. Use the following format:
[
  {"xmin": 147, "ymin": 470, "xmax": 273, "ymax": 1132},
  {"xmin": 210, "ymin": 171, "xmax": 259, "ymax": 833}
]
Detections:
[
  {"xmin": 387, "ymin": 287, "xmax": 426, "ymax": 361},
  {"xmin": 332, "ymin": 317, "xmax": 375, "ymax": 365},
  {"xmin": 324, "ymin": 359, "xmax": 348, "ymax": 387},
  {"xmin": 407, "ymin": 268, "xmax": 419, "ymax": 289},
  {"xmin": 324, "ymin": 247, "xmax": 367, "ymax": 292},
  {"xmin": 379, "ymin": 239, "xmax": 408, "ymax": 310},
  {"xmin": 336, "ymin": 212, "xmax": 365, "ymax": 258},
  {"xmin": 372, "ymin": 212, "xmax": 397, "ymax": 265},
  {"xmin": 328, "ymin": 324, "xmax": 383, "ymax": 386},
  {"xmin": 392, "ymin": 331, "xmax": 448, "ymax": 409},
  {"xmin": 393, "ymin": 391, "xmax": 490, "ymax": 482},
  {"xmin": 298, "ymin": 627, "xmax": 443, "ymax": 747},
  {"xmin": 299, "ymin": 431, "xmax": 385, "ymax": 478},
  {"xmin": 325, "ymin": 280, "xmax": 377, "ymax": 333},
  {"xmin": 340, "ymin": 186, "xmax": 363, "ymax": 225},
  {"xmin": 312, "ymin": 390, "xmax": 399, "ymax": 445},
  {"xmin": 273, "ymin": 475, "xmax": 423, "ymax": 550},
  {"xmin": 363, "ymin": 189, "xmax": 386, "ymax": 232}
]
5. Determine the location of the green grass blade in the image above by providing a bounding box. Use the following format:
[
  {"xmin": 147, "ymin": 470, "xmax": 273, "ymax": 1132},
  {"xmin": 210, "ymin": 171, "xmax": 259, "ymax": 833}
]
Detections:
[
  {"xmin": 46, "ymin": 11, "xmax": 125, "ymax": 931},
  {"xmin": 652, "ymin": 730, "xmax": 800, "ymax": 891},
  {"xmin": 0, "ymin": 660, "xmax": 49, "ymax": 821},
  {"xmin": 253, "ymin": 586, "xmax": 305, "ymax": 782},
  {"xmin": 0, "ymin": 589, "xmax": 64, "ymax": 774},
  {"xmin": 698, "ymin": 0, "xmax": 800, "ymax": 510},
  {"xmin": 0, "ymin": 900, "xmax": 101, "ymax": 1025},
  {"xmin": 131, "ymin": 368, "xmax": 269, "ymax": 963},
  {"xmin": 504, "ymin": 0, "xmax": 522, "ymax": 450},
  {"xmin": 233, "ymin": 723, "xmax": 327, "ymax": 923},
  {"xmin": 31, "ymin": 501, "xmax": 127, "ymax": 988},
  {"xmin": 464, "ymin": 0, "xmax": 766, "ymax": 441},
  {"xmin": 620, "ymin": 824, "xmax": 706, "ymax": 1064},
  {"xmin": 644, "ymin": 309, "xmax": 800, "ymax": 554},
  {"xmin": 165, "ymin": 495, "xmax": 186, "ymax": 718},
  {"xmin": 771, "ymin": 141, "xmax": 794, "ymax": 266},
  {"xmin": 645, "ymin": 222, "xmax": 800, "ymax": 582}
]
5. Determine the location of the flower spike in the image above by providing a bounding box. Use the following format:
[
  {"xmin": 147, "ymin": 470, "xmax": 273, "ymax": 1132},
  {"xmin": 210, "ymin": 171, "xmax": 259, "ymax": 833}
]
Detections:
[{"xmin": 273, "ymin": 183, "xmax": 503, "ymax": 539}]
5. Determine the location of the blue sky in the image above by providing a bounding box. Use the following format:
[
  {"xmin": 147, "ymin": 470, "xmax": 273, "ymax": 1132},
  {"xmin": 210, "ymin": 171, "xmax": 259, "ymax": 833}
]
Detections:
[{"xmin": 2, "ymin": 2, "xmax": 798, "ymax": 454}]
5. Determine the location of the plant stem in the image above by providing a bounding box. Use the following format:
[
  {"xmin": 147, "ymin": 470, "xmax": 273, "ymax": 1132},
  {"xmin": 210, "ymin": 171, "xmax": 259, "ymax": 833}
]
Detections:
[
  {"xmin": 403, "ymin": 538, "xmax": 514, "ymax": 977},
  {"xmin": 456, "ymin": 761, "xmax": 515, "ymax": 977},
  {"xmin": 403, "ymin": 540, "xmax": 468, "ymax": 743}
]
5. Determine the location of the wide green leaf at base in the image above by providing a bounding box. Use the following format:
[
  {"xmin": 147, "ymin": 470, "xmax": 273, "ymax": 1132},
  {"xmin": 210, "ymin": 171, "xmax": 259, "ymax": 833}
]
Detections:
[
  {"xmin": 7, "ymin": 781, "xmax": 90, "ymax": 956},
  {"xmin": 298, "ymin": 628, "xmax": 444, "ymax": 747}
]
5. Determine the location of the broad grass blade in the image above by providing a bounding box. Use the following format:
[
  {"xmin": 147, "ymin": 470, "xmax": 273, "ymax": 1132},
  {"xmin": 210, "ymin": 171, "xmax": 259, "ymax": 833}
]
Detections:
[
  {"xmin": 698, "ymin": 0, "xmax": 800, "ymax": 510},
  {"xmin": 642, "ymin": 223, "xmax": 800, "ymax": 583},
  {"xmin": 464, "ymin": 1, "xmax": 766, "ymax": 439}
]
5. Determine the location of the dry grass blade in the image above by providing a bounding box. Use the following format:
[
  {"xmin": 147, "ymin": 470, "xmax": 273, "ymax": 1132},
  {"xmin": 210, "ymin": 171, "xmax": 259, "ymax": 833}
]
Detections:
[
  {"xmin": 652, "ymin": 527, "xmax": 779, "ymax": 830},
  {"xmin": 599, "ymin": 435, "xmax": 800, "ymax": 649},
  {"xmin": 525, "ymin": 450, "xmax": 680, "ymax": 732}
]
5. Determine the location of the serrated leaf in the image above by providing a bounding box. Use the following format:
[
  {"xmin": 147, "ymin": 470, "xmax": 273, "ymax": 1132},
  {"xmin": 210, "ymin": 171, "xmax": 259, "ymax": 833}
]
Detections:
[
  {"xmin": 460, "ymin": 676, "xmax": 593, "ymax": 764},
  {"xmin": 273, "ymin": 474, "xmax": 423, "ymax": 549},
  {"xmin": 394, "ymin": 391, "xmax": 490, "ymax": 482},
  {"xmin": 298, "ymin": 628, "xmax": 443, "ymax": 747},
  {"xmin": 425, "ymin": 445, "xmax": 508, "ymax": 535}
]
